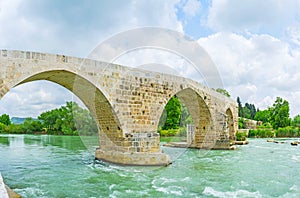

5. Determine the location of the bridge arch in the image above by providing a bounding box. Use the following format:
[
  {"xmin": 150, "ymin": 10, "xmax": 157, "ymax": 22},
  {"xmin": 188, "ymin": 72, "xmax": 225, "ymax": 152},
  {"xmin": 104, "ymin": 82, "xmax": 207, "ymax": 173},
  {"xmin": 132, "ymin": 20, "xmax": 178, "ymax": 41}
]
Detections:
[
  {"xmin": 3, "ymin": 69, "xmax": 124, "ymax": 150},
  {"xmin": 225, "ymin": 107, "xmax": 235, "ymax": 141},
  {"xmin": 158, "ymin": 87, "xmax": 213, "ymax": 148}
]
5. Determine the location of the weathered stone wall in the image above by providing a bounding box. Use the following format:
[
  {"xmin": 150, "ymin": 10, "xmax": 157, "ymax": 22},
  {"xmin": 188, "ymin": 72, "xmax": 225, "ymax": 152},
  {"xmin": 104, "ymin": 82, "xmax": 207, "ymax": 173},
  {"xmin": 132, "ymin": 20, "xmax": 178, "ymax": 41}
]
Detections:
[{"xmin": 0, "ymin": 50, "xmax": 238, "ymax": 165}]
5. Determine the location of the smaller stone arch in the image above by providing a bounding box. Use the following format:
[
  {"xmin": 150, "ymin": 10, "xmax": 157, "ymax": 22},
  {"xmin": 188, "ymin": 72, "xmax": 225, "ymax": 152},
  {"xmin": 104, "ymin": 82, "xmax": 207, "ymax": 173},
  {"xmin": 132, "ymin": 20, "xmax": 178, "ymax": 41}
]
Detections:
[
  {"xmin": 159, "ymin": 87, "xmax": 214, "ymax": 148},
  {"xmin": 225, "ymin": 107, "xmax": 235, "ymax": 141}
]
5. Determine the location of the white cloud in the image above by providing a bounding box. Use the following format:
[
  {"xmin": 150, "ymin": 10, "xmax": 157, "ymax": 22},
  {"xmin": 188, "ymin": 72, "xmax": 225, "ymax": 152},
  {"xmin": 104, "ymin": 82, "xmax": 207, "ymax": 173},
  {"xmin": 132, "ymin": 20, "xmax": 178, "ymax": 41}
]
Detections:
[
  {"xmin": 129, "ymin": 0, "xmax": 183, "ymax": 32},
  {"xmin": 286, "ymin": 25, "xmax": 300, "ymax": 46},
  {"xmin": 207, "ymin": 0, "xmax": 300, "ymax": 34},
  {"xmin": 287, "ymin": 91, "xmax": 300, "ymax": 117},
  {"xmin": 182, "ymin": 0, "xmax": 201, "ymax": 17},
  {"xmin": 268, "ymin": 72, "xmax": 300, "ymax": 92},
  {"xmin": 0, "ymin": 81, "xmax": 76, "ymax": 118},
  {"xmin": 113, "ymin": 48, "xmax": 204, "ymax": 82},
  {"xmin": 0, "ymin": 0, "xmax": 184, "ymax": 117},
  {"xmin": 0, "ymin": 0, "xmax": 183, "ymax": 57},
  {"xmin": 198, "ymin": 32, "xmax": 300, "ymax": 116}
]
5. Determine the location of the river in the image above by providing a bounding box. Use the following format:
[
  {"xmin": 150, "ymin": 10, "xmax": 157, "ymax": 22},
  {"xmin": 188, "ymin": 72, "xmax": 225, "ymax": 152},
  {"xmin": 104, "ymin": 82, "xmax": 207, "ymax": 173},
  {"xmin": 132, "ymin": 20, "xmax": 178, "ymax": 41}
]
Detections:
[{"xmin": 0, "ymin": 134, "xmax": 300, "ymax": 197}]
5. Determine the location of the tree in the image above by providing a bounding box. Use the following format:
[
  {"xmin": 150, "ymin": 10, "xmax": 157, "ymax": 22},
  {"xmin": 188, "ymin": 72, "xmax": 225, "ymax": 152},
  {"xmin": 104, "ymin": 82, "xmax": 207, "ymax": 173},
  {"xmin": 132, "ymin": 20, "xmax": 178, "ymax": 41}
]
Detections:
[
  {"xmin": 269, "ymin": 97, "xmax": 291, "ymax": 129},
  {"xmin": 0, "ymin": 114, "xmax": 11, "ymax": 126},
  {"xmin": 71, "ymin": 102, "xmax": 97, "ymax": 135},
  {"xmin": 215, "ymin": 88, "xmax": 230, "ymax": 97},
  {"xmin": 38, "ymin": 101, "xmax": 97, "ymax": 135},
  {"xmin": 236, "ymin": 97, "xmax": 257, "ymax": 119},
  {"xmin": 39, "ymin": 109, "xmax": 60, "ymax": 131},
  {"xmin": 0, "ymin": 122, "xmax": 7, "ymax": 133},
  {"xmin": 237, "ymin": 97, "xmax": 243, "ymax": 117},
  {"xmin": 238, "ymin": 118, "xmax": 246, "ymax": 129},
  {"xmin": 243, "ymin": 107, "xmax": 251, "ymax": 119},
  {"xmin": 254, "ymin": 109, "xmax": 270, "ymax": 123},
  {"xmin": 22, "ymin": 118, "xmax": 42, "ymax": 133},
  {"xmin": 292, "ymin": 115, "xmax": 300, "ymax": 128},
  {"xmin": 245, "ymin": 103, "xmax": 257, "ymax": 119},
  {"xmin": 163, "ymin": 96, "xmax": 181, "ymax": 130}
]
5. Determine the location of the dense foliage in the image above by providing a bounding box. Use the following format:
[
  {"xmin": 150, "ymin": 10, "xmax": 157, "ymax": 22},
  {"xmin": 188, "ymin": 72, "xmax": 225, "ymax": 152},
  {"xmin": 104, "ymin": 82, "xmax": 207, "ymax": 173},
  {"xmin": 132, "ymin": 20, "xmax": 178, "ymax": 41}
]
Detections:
[
  {"xmin": 247, "ymin": 96, "xmax": 300, "ymax": 138},
  {"xmin": 249, "ymin": 128, "xmax": 275, "ymax": 138},
  {"xmin": 269, "ymin": 97, "xmax": 290, "ymax": 129},
  {"xmin": 237, "ymin": 97, "xmax": 257, "ymax": 119},
  {"xmin": 254, "ymin": 109, "xmax": 270, "ymax": 123},
  {"xmin": 0, "ymin": 102, "xmax": 97, "ymax": 135},
  {"xmin": 238, "ymin": 117, "xmax": 248, "ymax": 129},
  {"xmin": 237, "ymin": 95, "xmax": 300, "ymax": 138},
  {"xmin": 0, "ymin": 114, "xmax": 11, "ymax": 126},
  {"xmin": 158, "ymin": 96, "xmax": 193, "ymax": 136},
  {"xmin": 252, "ymin": 97, "xmax": 291, "ymax": 129},
  {"xmin": 292, "ymin": 115, "xmax": 300, "ymax": 128},
  {"xmin": 276, "ymin": 126, "xmax": 300, "ymax": 137},
  {"xmin": 236, "ymin": 131, "xmax": 247, "ymax": 141},
  {"xmin": 162, "ymin": 96, "xmax": 181, "ymax": 130}
]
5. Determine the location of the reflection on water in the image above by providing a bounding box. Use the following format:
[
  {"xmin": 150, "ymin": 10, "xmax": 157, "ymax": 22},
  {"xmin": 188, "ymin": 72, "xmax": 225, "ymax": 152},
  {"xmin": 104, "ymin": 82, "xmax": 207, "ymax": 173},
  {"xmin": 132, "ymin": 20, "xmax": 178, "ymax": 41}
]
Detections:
[
  {"xmin": 1, "ymin": 135, "xmax": 300, "ymax": 197},
  {"xmin": 0, "ymin": 136, "xmax": 10, "ymax": 146},
  {"xmin": 0, "ymin": 134, "xmax": 98, "ymax": 151}
]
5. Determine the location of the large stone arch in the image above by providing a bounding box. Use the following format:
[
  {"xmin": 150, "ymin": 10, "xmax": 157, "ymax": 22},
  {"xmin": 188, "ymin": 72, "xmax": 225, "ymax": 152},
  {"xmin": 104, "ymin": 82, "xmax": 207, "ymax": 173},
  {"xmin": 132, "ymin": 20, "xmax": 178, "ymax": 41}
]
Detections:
[{"xmin": 5, "ymin": 69, "xmax": 124, "ymax": 149}]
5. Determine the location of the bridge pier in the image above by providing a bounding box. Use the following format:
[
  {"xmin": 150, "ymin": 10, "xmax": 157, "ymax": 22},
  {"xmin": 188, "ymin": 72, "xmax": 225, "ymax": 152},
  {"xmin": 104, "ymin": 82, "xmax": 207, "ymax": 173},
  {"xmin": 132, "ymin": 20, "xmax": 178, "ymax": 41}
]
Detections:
[
  {"xmin": 95, "ymin": 132, "xmax": 171, "ymax": 166},
  {"xmin": 95, "ymin": 149, "xmax": 171, "ymax": 166}
]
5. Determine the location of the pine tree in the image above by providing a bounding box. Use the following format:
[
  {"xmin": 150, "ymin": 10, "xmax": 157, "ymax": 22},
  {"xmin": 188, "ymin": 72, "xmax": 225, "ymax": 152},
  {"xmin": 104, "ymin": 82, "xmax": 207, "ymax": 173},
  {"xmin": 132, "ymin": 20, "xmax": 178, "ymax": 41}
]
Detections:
[{"xmin": 237, "ymin": 97, "xmax": 243, "ymax": 117}]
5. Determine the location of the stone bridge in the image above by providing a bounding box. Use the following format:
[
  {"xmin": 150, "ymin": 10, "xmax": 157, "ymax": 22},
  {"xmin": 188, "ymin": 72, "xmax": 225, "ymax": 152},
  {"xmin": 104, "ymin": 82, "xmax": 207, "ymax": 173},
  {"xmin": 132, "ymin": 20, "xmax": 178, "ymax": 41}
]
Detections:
[{"xmin": 0, "ymin": 50, "xmax": 238, "ymax": 166}]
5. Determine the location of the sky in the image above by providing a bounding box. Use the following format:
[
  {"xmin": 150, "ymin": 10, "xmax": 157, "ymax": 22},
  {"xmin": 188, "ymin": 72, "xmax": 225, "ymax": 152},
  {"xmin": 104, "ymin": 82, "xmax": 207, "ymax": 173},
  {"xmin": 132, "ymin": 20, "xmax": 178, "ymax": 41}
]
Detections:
[{"xmin": 0, "ymin": 0, "xmax": 300, "ymax": 118}]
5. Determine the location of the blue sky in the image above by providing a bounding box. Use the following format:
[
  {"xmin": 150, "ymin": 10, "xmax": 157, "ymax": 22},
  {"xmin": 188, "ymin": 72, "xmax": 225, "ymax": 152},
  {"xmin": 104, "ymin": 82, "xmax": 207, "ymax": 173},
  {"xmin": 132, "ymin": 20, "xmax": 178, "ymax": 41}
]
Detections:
[{"xmin": 0, "ymin": 0, "xmax": 300, "ymax": 117}]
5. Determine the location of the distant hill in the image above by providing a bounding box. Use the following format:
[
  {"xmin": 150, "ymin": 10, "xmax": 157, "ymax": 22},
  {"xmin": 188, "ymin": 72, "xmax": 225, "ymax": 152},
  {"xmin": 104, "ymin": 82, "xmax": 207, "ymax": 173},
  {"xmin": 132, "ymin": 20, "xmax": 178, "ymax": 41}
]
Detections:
[{"xmin": 11, "ymin": 117, "xmax": 37, "ymax": 124}]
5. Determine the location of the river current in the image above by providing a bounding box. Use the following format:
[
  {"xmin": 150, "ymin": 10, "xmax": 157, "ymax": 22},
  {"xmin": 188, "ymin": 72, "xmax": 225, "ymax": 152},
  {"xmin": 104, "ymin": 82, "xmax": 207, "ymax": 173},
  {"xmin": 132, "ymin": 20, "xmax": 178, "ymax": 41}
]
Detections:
[{"xmin": 0, "ymin": 134, "xmax": 300, "ymax": 197}]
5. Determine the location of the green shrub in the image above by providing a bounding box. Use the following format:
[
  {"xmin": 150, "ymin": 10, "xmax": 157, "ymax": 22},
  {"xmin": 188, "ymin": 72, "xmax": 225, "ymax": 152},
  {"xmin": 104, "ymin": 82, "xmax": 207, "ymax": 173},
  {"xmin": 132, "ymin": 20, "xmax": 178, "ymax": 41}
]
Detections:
[
  {"xmin": 6, "ymin": 124, "xmax": 24, "ymax": 134},
  {"xmin": 159, "ymin": 128, "xmax": 179, "ymax": 137},
  {"xmin": 275, "ymin": 126, "xmax": 300, "ymax": 137},
  {"xmin": 249, "ymin": 129, "xmax": 275, "ymax": 138},
  {"xmin": 160, "ymin": 136, "xmax": 182, "ymax": 142},
  {"xmin": 257, "ymin": 122, "xmax": 272, "ymax": 129},
  {"xmin": 0, "ymin": 122, "xmax": 7, "ymax": 133},
  {"xmin": 236, "ymin": 132, "xmax": 247, "ymax": 141},
  {"xmin": 238, "ymin": 118, "xmax": 246, "ymax": 129}
]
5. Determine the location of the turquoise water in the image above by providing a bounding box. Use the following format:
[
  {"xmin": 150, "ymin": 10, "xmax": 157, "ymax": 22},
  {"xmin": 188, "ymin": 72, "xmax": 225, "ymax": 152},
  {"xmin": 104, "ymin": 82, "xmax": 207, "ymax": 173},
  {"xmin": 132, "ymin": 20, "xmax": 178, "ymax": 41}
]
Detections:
[{"xmin": 1, "ymin": 134, "xmax": 300, "ymax": 197}]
